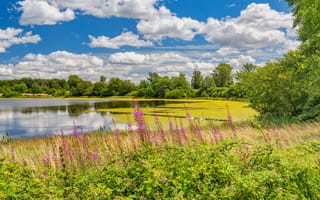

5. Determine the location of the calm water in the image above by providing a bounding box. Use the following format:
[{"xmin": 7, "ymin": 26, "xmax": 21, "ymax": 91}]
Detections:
[{"xmin": 0, "ymin": 99, "xmax": 169, "ymax": 139}]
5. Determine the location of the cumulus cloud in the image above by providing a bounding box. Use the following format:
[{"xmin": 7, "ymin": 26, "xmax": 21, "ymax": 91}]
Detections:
[
  {"xmin": 137, "ymin": 6, "xmax": 204, "ymax": 41},
  {"xmin": 228, "ymin": 55, "xmax": 256, "ymax": 70},
  {"xmin": 109, "ymin": 51, "xmax": 191, "ymax": 64},
  {"xmin": 0, "ymin": 51, "xmax": 104, "ymax": 80},
  {"xmin": 202, "ymin": 3, "xmax": 299, "ymax": 50},
  {"xmin": 0, "ymin": 28, "xmax": 41, "ymax": 52},
  {"xmin": 88, "ymin": 32, "xmax": 153, "ymax": 49},
  {"xmin": 18, "ymin": 0, "xmax": 75, "ymax": 25},
  {"xmin": 52, "ymin": 0, "xmax": 158, "ymax": 19},
  {"xmin": 1, "ymin": 51, "xmax": 198, "ymax": 82},
  {"xmin": 18, "ymin": 0, "xmax": 157, "ymax": 25}
]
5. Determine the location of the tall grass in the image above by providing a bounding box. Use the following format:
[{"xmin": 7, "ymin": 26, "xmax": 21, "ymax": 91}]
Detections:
[
  {"xmin": 0, "ymin": 105, "xmax": 319, "ymax": 199},
  {"xmin": 1, "ymin": 105, "xmax": 319, "ymax": 172}
]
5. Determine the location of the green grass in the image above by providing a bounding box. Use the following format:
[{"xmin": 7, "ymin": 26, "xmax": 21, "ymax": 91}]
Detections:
[{"xmin": 0, "ymin": 107, "xmax": 319, "ymax": 199}]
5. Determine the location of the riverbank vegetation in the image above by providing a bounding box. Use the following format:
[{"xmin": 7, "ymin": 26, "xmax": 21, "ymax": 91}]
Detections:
[{"xmin": 1, "ymin": 107, "xmax": 319, "ymax": 198}]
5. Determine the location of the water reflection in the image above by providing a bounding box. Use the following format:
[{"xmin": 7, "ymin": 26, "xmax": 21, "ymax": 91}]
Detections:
[{"xmin": 0, "ymin": 99, "xmax": 181, "ymax": 138}]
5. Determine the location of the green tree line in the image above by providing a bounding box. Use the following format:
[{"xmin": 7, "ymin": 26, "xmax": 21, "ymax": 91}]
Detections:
[{"xmin": 0, "ymin": 62, "xmax": 241, "ymax": 99}]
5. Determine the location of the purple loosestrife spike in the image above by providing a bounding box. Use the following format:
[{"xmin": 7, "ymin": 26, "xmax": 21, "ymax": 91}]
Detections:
[
  {"xmin": 92, "ymin": 152, "xmax": 99, "ymax": 161},
  {"xmin": 186, "ymin": 112, "xmax": 193, "ymax": 120},
  {"xmin": 114, "ymin": 128, "xmax": 119, "ymax": 138},
  {"xmin": 150, "ymin": 134, "xmax": 160, "ymax": 146},
  {"xmin": 159, "ymin": 127, "xmax": 166, "ymax": 142},
  {"xmin": 82, "ymin": 135, "xmax": 87, "ymax": 146},
  {"xmin": 212, "ymin": 129, "xmax": 218, "ymax": 137},
  {"xmin": 176, "ymin": 128, "xmax": 183, "ymax": 146},
  {"xmin": 196, "ymin": 127, "xmax": 203, "ymax": 141},
  {"xmin": 212, "ymin": 129, "xmax": 219, "ymax": 144},
  {"xmin": 169, "ymin": 121, "xmax": 174, "ymax": 132},
  {"xmin": 127, "ymin": 122, "xmax": 133, "ymax": 132},
  {"xmin": 42, "ymin": 155, "xmax": 50, "ymax": 167},
  {"xmin": 154, "ymin": 114, "xmax": 159, "ymax": 123},
  {"xmin": 226, "ymin": 104, "xmax": 236, "ymax": 135},
  {"xmin": 181, "ymin": 127, "xmax": 187, "ymax": 140},
  {"xmin": 73, "ymin": 121, "xmax": 79, "ymax": 137},
  {"xmin": 179, "ymin": 120, "xmax": 188, "ymax": 142}
]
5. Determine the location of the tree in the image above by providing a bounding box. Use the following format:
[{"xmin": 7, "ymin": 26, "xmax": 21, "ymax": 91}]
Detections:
[
  {"xmin": 191, "ymin": 70, "xmax": 203, "ymax": 89},
  {"xmin": 92, "ymin": 81, "xmax": 108, "ymax": 96},
  {"xmin": 100, "ymin": 75, "xmax": 107, "ymax": 82},
  {"xmin": 198, "ymin": 76, "xmax": 216, "ymax": 97},
  {"xmin": 31, "ymin": 83, "xmax": 42, "ymax": 94},
  {"xmin": 286, "ymin": 0, "xmax": 320, "ymax": 55},
  {"xmin": 152, "ymin": 76, "xmax": 171, "ymax": 98},
  {"xmin": 68, "ymin": 75, "xmax": 83, "ymax": 89},
  {"xmin": 242, "ymin": 51, "xmax": 308, "ymax": 118},
  {"xmin": 212, "ymin": 63, "xmax": 233, "ymax": 87}
]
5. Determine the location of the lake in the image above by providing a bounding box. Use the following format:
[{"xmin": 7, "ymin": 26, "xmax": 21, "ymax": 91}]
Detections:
[{"xmin": 0, "ymin": 98, "xmax": 256, "ymax": 138}]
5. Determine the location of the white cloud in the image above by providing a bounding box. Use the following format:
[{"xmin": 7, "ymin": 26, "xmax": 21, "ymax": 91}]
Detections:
[
  {"xmin": 202, "ymin": 3, "xmax": 299, "ymax": 50},
  {"xmin": 137, "ymin": 6, "xmax": 204, "ymax": 41},
  {"xmin": 18, "ymin": 0, "xmax": 157, "ymax": 25},
  {"xmin": 18, "ymin": 0, "xmax": 75, "ymax": 25},
  {"xmin": 88, "ymin": 32, "xmax": 153, "ymax": 49},
  {"xmin": 0, "ymin": 51, "xmax": 104, "ymax": 80},
  {"xmin": 228, "ymin": 55, "xmax": 256, "ymax": 70},
  {"xmin": 109, "ymin": 51, "xmax": 191, "ymax": 64},
  {"xmin": 109, "ymin": 52, "xmax": 147, "ymax": 64},
  {"xmin": 52, "ymin": 0, "xmax": 158, "ymax": 19},
  {"xmin": 0, "ymin": 28, "xmax": 41, "ymax": 53},
  {"xmin": 236, "ymin": 3, "xmax": 293, "ymax": 31},
  {"xmin": 217, "ymin": 47, "xmax": 239, "ymax": 56}
]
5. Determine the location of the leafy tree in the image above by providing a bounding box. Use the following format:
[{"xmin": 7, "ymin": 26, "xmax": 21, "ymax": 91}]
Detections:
[
  {"xmin": 286, "ymin": 0, "xmax": 320, "ymax": 55},
  {"xmin": 191, "ymin": 70, "xmax": 203, "ymax": 89},
  {"xmin": 31, "ymin": 83, "xmax": 42, "ymax": 94},
  {"xmin": 165, "ymin": 89, "xmax": 187, "ymax": 99},
  {"xmin": 74, "ymin": 81, "xmax": 92, "ymax": 96},
  {"xmin": 152, "ymin": 76, "xmax": 171, "ymax": 98},
  {"xmin": 100, "ymin": 75, "xmax": 107, "ymax": 82},
  {"xmin": 92, "ymin": 81, "xmax": 108, "ymax": 97},
  {"xmin": 212, "ymin": 63, "xmax": 233, "ymax": 87},
  {"xmin": 198, "ymin": 76, "xmax": 216, "ymax": 97},
  {"xmin": 68, "ymin": 75, "xmax": 83, "ymax": 89},
  {"xmin": 170, "ymin": 73, "xmax": 191, "ymax": 93},
  {"xmin": 13, "ymin": 83, "xmax": 28, "ymax": 93}
]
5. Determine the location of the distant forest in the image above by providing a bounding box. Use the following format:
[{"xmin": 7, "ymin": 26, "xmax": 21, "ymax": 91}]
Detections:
[{"xmin": 0, "ymin": 62, "xmax": 242, "ymax": 99}]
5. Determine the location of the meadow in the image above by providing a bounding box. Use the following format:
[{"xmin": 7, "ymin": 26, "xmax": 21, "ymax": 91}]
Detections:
[{"xmin": 0, "ymin": 104, "xmax": 319, "ymax": 199}]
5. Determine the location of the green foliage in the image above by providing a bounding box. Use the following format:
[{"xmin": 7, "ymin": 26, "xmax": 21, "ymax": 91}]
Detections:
[
  {"xmin": 286, "ymin": 0, "xmax": 320, "ymax": 55},
  {"xmin": 165, "ymin": 88, "xmax": 187, "ymax": 99},
  {"xmin": 212, "ymin": 63, "xmax": 233, "ymax": 87},
  {"xmin": 1, "ymin": 140, "xmax": 319, "ymax": 199},
  {"xmin": 191, "ymin": 70, "xmax": 203, "ymax": 89}
]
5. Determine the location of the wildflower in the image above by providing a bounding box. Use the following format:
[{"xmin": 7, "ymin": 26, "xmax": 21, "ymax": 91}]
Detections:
[
  {"xmin": 42, "ymin": 155, "xmax": 50, "ymax": 166},
  {"xmin": 196, "ymin": 126, "xmax": 203, "ymax": 141},
  {"xmin": 169, "ymin": 121, "xmax": 174, "ymax": 132},
  {"xmin": 150, "ymin": 134, "xmax": 160, "ymax": 146},
  {"xmin": 186, "ymin": 112, "xmax": 193, "ymax": 120},
  {"xmin": 81, "ymin": 134, "xmax": 87, "ymax": 146},
  {"xmin": 92, "ymin": 152, "xmax": 99, "ymax": 161},
  {"xmin": 127, "ymin": 122, "xmax": 133, "ymax": 132},
  {"xmin": 73, "ymin": 121, "xmax": 79, "ymax": 137},
  {"xmin": 154, "ymin": 114, "xmax": 159, "ymax": 123}
]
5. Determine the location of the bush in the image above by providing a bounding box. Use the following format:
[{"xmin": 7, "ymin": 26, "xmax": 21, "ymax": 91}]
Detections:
[
  {"xmin": 165, "ymin": 89, "xmax": 187, "ymax": 99},
  {"xmin": 1, "ymin": 140, "xmax": 319, "ymax": 199}
]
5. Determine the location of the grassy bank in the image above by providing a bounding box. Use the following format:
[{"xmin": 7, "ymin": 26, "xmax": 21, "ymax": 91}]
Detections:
[{"xmin": 1, "ymin": 108, "xmax": 319, "ymax": 199}]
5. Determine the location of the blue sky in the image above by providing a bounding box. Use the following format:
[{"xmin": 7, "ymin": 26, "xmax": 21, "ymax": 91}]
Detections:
[{"xmin": 0, "ymin": 0, "xmax": 299, "ymax": 82}]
